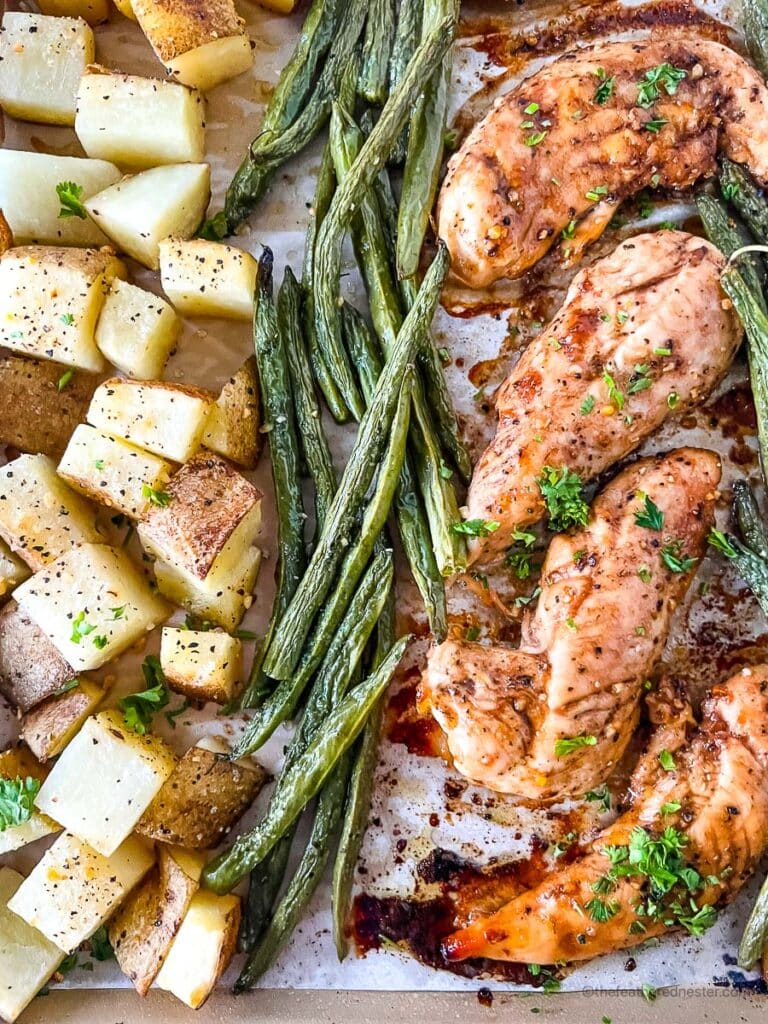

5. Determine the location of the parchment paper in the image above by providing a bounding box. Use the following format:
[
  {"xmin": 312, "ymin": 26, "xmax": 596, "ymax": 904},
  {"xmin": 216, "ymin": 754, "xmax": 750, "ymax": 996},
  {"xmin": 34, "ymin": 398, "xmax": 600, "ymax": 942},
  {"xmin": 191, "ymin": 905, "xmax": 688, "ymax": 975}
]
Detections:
[{"xmin": 1, "ymin": 0, "xmax": 766, "ymax": 1000}]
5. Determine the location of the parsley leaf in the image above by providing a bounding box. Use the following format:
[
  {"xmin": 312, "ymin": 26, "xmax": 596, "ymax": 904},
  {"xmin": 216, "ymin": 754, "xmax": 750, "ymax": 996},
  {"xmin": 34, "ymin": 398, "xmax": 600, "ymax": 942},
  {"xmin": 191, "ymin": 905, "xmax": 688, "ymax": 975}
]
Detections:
[
  {"xmin": 506, "ymin": 528, "xmax": 537, "ymax": 579},
  {"xmin": 57, "ymin": 369, "xmax": 74, "ymax": 392},
  {"xmin": 602, "ymin": 371, "xmax": 625, "ymax": 411},
  {"xmin": 586, "ymin": 184, "xmax": 609, "ymax": 202},
  {"xmin": 70, "ymin": 610, "xmax": 95, "ymax": 644},
  {"xmin": 142, "ymin": 484, "xmax": 172, "ymax": 508},
  {"xmin": 585, "ymin": 786, "xmax": 611, "ymax": 812},
  {"xmin": 658, "ymin": 749, "xmax": 676, "ymax": 771},
  {"xmin": 119, "ymin": 655, "xmax": 169, "ymax": 735},
  {"xmin": 660, "ymin": 540, "xmax": 696, "ymax": 574},
  {"xmin": 594, "ymin": 69, "xmax": 616, "ymax": 105},
  {"xmin": 451, "ymin": 518, "xmax": 500, "ymax": 537},
  {"xmin": 634, "ymin": 494, "xmax": 663, "ymax": 531},
  {"xmin": 89, "ymin": 925, "xmax": 115, "ymax": 961},
  {"xmin": 536, "ymin": 465, "xmax": 590, "ymax": 532},
  {"xmin": 56, "ymin": 180, "xmax": 87, "ymax": 219},
  {"xmin": 661, "ymin": 801, "xmax": 681, "ymax": 815},
  {"xmin": 0, "ymin": 775, "xmax": 41, "ymax": 831},
  {"xmin": 644, "ymin": 118, "xmax": 669, "ymax": 133},
  {"xmin": 555, "ymin": 734, "xmax": 597, "ymax": 757},
  {"xmin": 636, "ymin": 63, "xmax": 687, "ymax": 108},
  {"xmin": 708, "ymin": 529, "xmax": 738, "ymax": 559},
  {"xmin": 580, "ymin": 394, "xmax": 595, "ymax": 415},
  {"xmin": 586, "ymin": 897, "xmax": 620, "ymax": 922}
]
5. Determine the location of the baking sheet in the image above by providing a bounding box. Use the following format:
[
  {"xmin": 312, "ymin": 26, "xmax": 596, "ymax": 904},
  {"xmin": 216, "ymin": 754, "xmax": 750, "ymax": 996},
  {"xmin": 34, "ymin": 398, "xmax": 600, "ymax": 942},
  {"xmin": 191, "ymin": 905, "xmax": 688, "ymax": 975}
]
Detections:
[{"xmin": 2, "ymin": 0, "xmax": 767, "ymax": 1003}]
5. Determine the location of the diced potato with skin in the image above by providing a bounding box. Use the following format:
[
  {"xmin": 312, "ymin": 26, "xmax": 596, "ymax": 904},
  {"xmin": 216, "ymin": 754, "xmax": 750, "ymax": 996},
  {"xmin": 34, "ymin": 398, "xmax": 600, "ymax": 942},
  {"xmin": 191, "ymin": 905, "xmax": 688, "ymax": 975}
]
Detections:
[
  {"xmin": 155, "ymin": 890, "xmax": 240, "ymax": 1008},
  {"xmin": 75, "ymin": 68, "xmax": 205, "ymax": 169},
  {"xmin": 0, "ymin": 747, "xmax": 60, "ymax": 856},
  {"xmin": 20, "ymin": 677, "xmax": 104, "ymax": 763},
  {"xmin": 113, "ymin": 0, "xmax": 137, "ymax": 18},
  {"xmin": 154, "ymin": 545, "xmax": 260, "ymax": 631},
  {"xmin": 138, "ymin": 452, "xmax": 262, "ymax": 587},
  {"xmin": 0, "ymin": 244, "xmax": 126, "ymax": 371},
  {"xmin": 58, "ymin": 425, "xmax": 172, "ymax": 519},
  {"xmin": 159, "ymin": 237, "xmax": 257, "ymax": 320},
  {"xmin": 0, "ymin": 150, "xmax": 120, "ymax": 247},
  {"xmin": 85, "ymin": 163, "xmax": 211, "ymax": 270},
  {"xmin": 0, "ymin": 540, "xmax": 29, "ymax": 600},
  {"xmin": 160, "ymin": 627, "xmax": 242, "ymax": 704},
  {"xmin": 14, "ymin": 543, "xmax": 169, "ymax": 672},
  {"xmin": 95, "ymin": 278, "xmax": 180, "ymax": 379},
  {"xmin": 132, "ymin": 0, "xmax": 252, "ymax": 92},
  {"xmin": 87, "ymin": 377, "xmax": 213, "ymax": 463},
  {"xmin": 0, "ymin": 357, "xmax": 100, "ymax": 460},
  {"xmin": 0, "ymin": 454, "xmax": 101, "ymax": 571},
  {"xmin": 8, "ymin": 831, "xmax": 155, "ymax": 953},
  {"xmin": 0, "ymin": 601, "xmax": 77, "ymax": 712},
  {"xmin": 37, "ymin": 0, "xmax": 109, "ymax": 26},
  {"xmin": 109, "ymin": 845, "xmax": 200, "ymax": 996},
  {"xmin": 0, "ymin": 868, "xmax": 65, "ymax": 1024},
  {"xmin": 0, "ymin": 13, "xmax": 94, "ymax": 126},
  {"xmin": 35, "ymin": 709, "xmax": 176, "ymax": 856},
  {"xmin": 203, "ymin": 356, "xmax": 261, "ymax": 469},
  {"xmin": 136, "ymin": 743, "xmax": 266, "ymax": 848}
]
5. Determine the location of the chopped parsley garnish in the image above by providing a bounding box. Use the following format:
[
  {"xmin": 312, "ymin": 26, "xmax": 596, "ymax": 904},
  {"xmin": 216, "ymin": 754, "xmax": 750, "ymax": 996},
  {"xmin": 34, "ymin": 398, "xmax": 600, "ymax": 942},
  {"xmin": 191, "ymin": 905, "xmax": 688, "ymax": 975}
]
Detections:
[
  {"xmin": 654, "ymin": 346, "xmax": 672, "ymax": 356},
  {"xmin": 506, "ymin": 528, "xmax": 537, "ymax": 579},
  {"xmin": 644, "ymin": 118, "xmax": 669, "ymax": 133},
  {"xmin": 634, "ymin": 494, "xmax": 663, "ymax": 531},
  {"xmin": 142, "ymin": 484, "xmax": 172, "ymax": 507},
  {"xmin": 92, "ymin": 634, "xmax": 108, "ymax": 650},
  {"xmin": 0, "ymin": 775, "xmax": 41, "ymax": 831},
  {"xmin": 57, "ymin": 369, "xmax": 74, "ymax": 392},
  {"xmin": 56, "ymin": 180, "xmax": 87, "ymax": 219},
  {"xmin": 525, "ymin": 131, "xmax": 548, "ymax": 147},
  {"xmin": 536, "ymin": 465, "xmax": 590, "ymax": 532},
  {"xmin": 667, "ymin": 391, "xmax": 680, "ymax": 408},
  {"xmin": 524, "ymin": 101, "xmax": 539, "ymax": 114},
  {"xmin": 555, "ymin": 734, "xmax": 597, "ymax": 757},
  {"xmin": 586, "ymin": 898, "xmax": 620, "ymax": 922},
  {"xmin": 658, "ymin": 749, "xmax": 677, "ymax": 771},
  {"xmin": 60, "ymin": 313, "xmax": 75, "ymax": 326},
  {"xmin": 586, "ymin": 185, "xmax": 609, "ymax": 202},
  {"xmin": 661, "ymin": 801, "xmax": 681, "ymax": 815},
  {"xmin": 722, "ymin": 181, "xmax": 740, "ymax": 202},
  {"xmin": 628, "ymin": 364, "xmax": 653, "ymax": 394},
  {"xmin": 642, "ymin": 984, "xmax": 657, "ymax": 1003},
  {"xmin": 70, "ymin": 610, "xmax": 95, "ymax": 644},
  {"xmin": 550, "ymin": 831, "xmax": 577, "ymax": 859},
  {"xmin": 602, "ymin": 371, "xmax": 625, "ymax": 410},
  {"xmin": 585, "ymin": 786, "xmax": 611, "ymax": 812},
  {"xmin": 120, "ymin": 655, "xmax": 169, "ymax": 735},
  {"xmin": 660, "ymin": 540, "xmax": 696, "ymax": 574},
  {"xmin": 580, "ymin": 394, "xmax": 595, "ymax": 415},
  {"xmin": 594, "ymin": 69, "xmax": 616, "ymax": 105},
  {"xmin": 636, "ymin": 63, "xmax": 687, "ymax": 108},
  {"xmin": 562, "ymin": 219, "xmax": 577, "ymax": 240},
  {"xmin": 514, "ymin": 585, "xmax": 541, "ymax": 608},
  {"xmin": 89, "ymin": 925, "xmax": 115, "ymax": 961},
  {"xmin": 566, "ymin": 617, "xmax": 578, "ymax": 631},
  {"xmin": 708, "ymin": 529, "xmax": 738, "ymax": 559},
  {"xmin": 451, "ymin": 518, "xmax": 500, "ymax": 537},
  {"xmin": 638, "ymin": 565, "xmax": 652, "ymax": 583}
]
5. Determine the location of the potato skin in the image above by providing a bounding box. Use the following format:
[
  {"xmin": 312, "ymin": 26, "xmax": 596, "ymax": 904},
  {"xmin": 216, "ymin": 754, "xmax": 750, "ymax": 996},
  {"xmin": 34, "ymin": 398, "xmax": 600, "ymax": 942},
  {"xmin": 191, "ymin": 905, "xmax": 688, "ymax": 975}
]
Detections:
[
  {"xmin": 109, "ymin": 846, "xmax": 199, "ymax": 996},
  {"xmin": 0, "ymin": 600, "xmax": 75, "ymax": 712},
  {"xmin": 131, "ymin": 0, "xmax": 246, "ymax": 61},
  {"xmin": 203, "ymin": 356, "xmax": 261, "ymax": 470},
  {"xmin": 136, "ymin": 745, "xmax": 266, "ymax": 848},
  {"xmin": 0, "ymin": 357, "xmax": 100, "ymax": 459},
  {"xmin": 20, "ymin": 679, "xmax": 104, "ymax": 762}
]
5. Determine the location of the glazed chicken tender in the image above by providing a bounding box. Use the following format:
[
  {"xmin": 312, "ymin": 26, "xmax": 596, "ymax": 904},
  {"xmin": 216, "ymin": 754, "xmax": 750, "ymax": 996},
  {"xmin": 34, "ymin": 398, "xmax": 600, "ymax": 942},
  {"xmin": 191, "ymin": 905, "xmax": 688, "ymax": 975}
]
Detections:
[
  {"xmin": 420, "ymin": 448, "xmax": 719, "ymax": 800},
  {"xmin": 438, "ymin": 37, "xmax": 768, "ymax": 286},
  {"xmin": 466, "ymin": 231, "xmax": 739, "ymax": 564},
  {"xmin": 442, "ymin": 666, "xmax": 768, "ymax": 965}
]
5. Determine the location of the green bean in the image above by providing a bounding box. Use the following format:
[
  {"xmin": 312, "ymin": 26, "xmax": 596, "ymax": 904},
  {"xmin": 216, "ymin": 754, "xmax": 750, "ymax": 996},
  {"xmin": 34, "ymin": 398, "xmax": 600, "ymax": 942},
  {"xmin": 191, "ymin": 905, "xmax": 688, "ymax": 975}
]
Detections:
[
  {"xmin": 743, "ymin": 0, "xmax": 768, "ymax": 81},
  {"xmin": 720, "ymin": 160, "xmax": 768, "ymax": 246},
  {"xmin": 697, "ymin": 193, "xmax": 766, "ymax": 310},
  {"xmin": 388, "ymin": 0, "xmax": 422, "ymax": 164},
  {"xmin": 332, "ymin": 575, "xmax": 394, "ymax": 959},
  {"xmin": 236, "ymin": 758, "xmax": 350, "ymax": 988},
  {"xmin": 330, "ymin": 103, "xmax": 464, "ymax": 576},
  {"xmin": 739, "ymin": 872, "xmax": 768, "ymax": 970},
  {"xmin": 396, "ymin": 0, "xmax": 459, "ymax": 280},
  {"xmin": 342, "ymin": 302, "xmax": 447, "ymax": 639},
  {"xmin": 200, "ymin": 0, "xmax": 342, "ymax": 239},
  {"xmin": 359, "ymin": 0, "xmax": 396, "ymax": 104},
  {"xmin": 721, "ymin": 265, "xmax": 768, "ymax": 488},
  {"xmin": 238, "ymin": 250, "xmax": 305, "ymax": 710},
  {"xmin": 203, "ymin": 635, "xmax": 411, "ymax": 894},
  {"xmin": 313, "ymin": 17, "xmax": 454, "ymax": 412},
  {"xmin": 280, "ymin": 267, "xmax": 337, "ymax": 531},
  {"xmin": 734, "ymin": 479, "xmax": 768, "ymax": 558},
  {"xmin": 264, "ymin": 244, "xmax": 449, "ymax": 681},
  {"xmin": 730, "ymin": 540, "xmax": 768, "ymax": 618}
]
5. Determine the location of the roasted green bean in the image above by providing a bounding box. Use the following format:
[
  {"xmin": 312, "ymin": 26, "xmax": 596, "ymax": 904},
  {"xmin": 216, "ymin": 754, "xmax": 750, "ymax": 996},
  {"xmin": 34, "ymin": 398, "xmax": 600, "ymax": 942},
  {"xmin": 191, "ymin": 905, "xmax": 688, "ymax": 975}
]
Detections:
[
  {"xmin": 359, "ymin": 0, "xmax": 396, "ymax": 104},
  {"xmin": 743, "ymin": 0, "xmax": 768, "ymax": 81},
  {"xmin": 734, "ymin": 479, "xmax": 768, "ymax": 558},
  {"xmin": 697, "ymin": 193, "xmax": 766, "ymax": 309},
  {"xmin": 388, "ymin": 0, "xmax": 422, "ymax": 164},
  {"xmin": 721, "ymin": 159, "xmax": 768, "ymax": 246}
]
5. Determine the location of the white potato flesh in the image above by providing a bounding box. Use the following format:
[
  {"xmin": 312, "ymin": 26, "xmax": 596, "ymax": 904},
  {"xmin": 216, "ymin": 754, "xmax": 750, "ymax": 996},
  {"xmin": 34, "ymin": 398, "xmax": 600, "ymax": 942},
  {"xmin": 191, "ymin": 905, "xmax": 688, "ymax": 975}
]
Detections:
[
  {"xmin": 8, "ymin": 832, "xmax": 154, "ymax": 952},
  {"xmin": 0, "ymin": 150, "xmax": 120, "ymax": 247},
  {"xmin": 36, "ymin": 709, "xmax": 176, "ymax": 856},
  {"xmin": 166, "ymin": 34, "xmax": 253, "ymax": 93},
  {"xmin": 75, "ymin": 70, "xmax": 205, "ymax": 168},
  {"xmin": 0, "ymin": 539, "xmax": 30, "ymax": 597},
  {"xmin": 160, "ymin": 627, "xmax": 242, "ymax": 704},
  {"xmin": 87, "ymin": 377, "xmax": 213, "ymax": 462},
  {"xmin": 0, "ymin": 747, "xmax": 60, "ymax": 855},
  {"xmin": 0, "ymin": 245, "xmax": 126, "ymax": 370},
  {"xmin": 0, "ymin": 454, "xmax": 101, "ymax": 571},
  {"xmin": 159, "ymin": 236, "xmax": 257, "ymax": 320},
  {"xmin": 95, "ymin": 278, "xmax": 180, "ymax": 379},
  {"xmin": 14, "ymin": 542, "xmax": 169, "ymax": 671},
  {"xmin": 0, "ymin": 13, "xmax": 94, "ymax": 126},
  {"xmin": 37, "ymin": 0, "xmax": 109, "ymax": 25},
  {"xmin": 58, "ymin": 424, "xmax": 172, "ymax": 519},
  {"xmin": 85, "ymin": 163, "xmax": 211, "ymax": 270},
  {"xmin": 0, "ymin": 868, "xmax": 65, "ymax": 1023},
  {"xmin": 155, "ymin": 891, "xmax": 240, "ymax": 1009},
  {"xmin": 154, "ymin": 545, "xmax": 261, "ymax": 631}
]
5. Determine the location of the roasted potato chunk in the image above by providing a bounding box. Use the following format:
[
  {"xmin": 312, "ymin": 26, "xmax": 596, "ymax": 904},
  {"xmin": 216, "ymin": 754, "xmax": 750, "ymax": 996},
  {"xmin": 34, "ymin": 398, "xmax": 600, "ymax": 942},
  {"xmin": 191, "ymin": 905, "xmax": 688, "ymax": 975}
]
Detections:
[
  {"xmin": 0, "ymin": 746, "xmax": 60, "ymax": 855},
  {"xmin": 95, "ymin": 278, "xmax": 180, "ymax": 379},
  {"xmin": 109, "ymin": 845, "xmax": 202, "ymax": 996},
  {"xmin": 20, "ymin": 677, "xmax": 104, "ymax": 762},
  {"xmin": 153, "ymin": 545, "xmax": 261, "ymax": 631},
  {"xmin": 36, "ymin": 0, "xmax": 109, "ymax": 25},
  {"xmin": 136, "ymin": 743, "xmax": 266, "ymax": 848},
  {"xmin": 0, "ymin": 357, "xmax": 100, "ymax": 459},
  {"xmin": 160, "ymin": 627, "xmax": 242, "ymax": 704},
  {"xmin": 159, "ymin": 237, "xmax": 257, "ymax": 319},
  {"xmin": 0, "ymin": 600, "xmax": 76, "ymax": 712},
  {"xmin": 0, "ymin": 541, "xmax": 29, "ymax": 601},
  {"xmin": 202, "ymin": 355, "xmax": 261, "ymax": 470}
]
